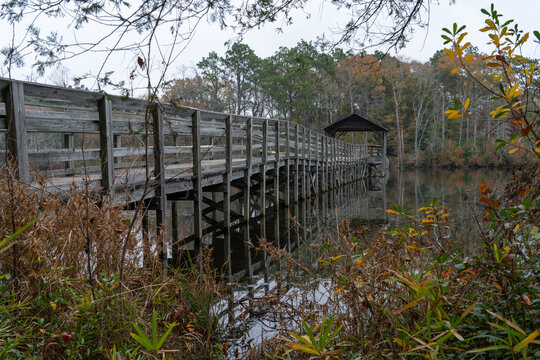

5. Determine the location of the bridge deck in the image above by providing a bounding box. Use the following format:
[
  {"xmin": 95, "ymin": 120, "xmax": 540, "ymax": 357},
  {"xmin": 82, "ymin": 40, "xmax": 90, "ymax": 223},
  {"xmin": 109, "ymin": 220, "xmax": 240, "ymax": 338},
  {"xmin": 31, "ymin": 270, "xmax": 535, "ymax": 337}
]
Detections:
[{"xmin": 1, "ymin": 78, "xmax": 387, "ymax": 255}]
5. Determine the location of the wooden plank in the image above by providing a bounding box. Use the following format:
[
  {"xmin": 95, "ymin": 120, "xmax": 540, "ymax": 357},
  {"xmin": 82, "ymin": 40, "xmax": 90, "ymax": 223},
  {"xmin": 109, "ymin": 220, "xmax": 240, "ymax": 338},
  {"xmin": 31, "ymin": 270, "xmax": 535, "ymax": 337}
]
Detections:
[
  {"xmin": 192, "ymin": 109, "xmax": 203, "ymax": 247},
  {"xmin": 171, "ymin": 200, "xmax": 180, "ymax": 265},
  {"xmin": 113, "ymin": 134, "xmax": 121, "ymax": 168},
  {"xmin": 260, "ymin": 119, "xmax": 267, "ymax": 216},
  {"xmin": 274, "ymin": 121, "xmax": 280, "ymax": 209},
  {"xmin": 383, "ymin": 131, "xmax": 387, "ymax": 170},
  {"xmin": 315, "ymin": 133, "xmax": 322, "ymax": 193},
  {"xmin": 224, "ymin": 115, "xmax": 232, "ymax": 235},
  {"xmin": 4, "ymin": 80, "xmax": 30, "ymax": 182},
  {"xmin": 322, "ymin": 135, "xmax": 327, "ymax": 191},
  {"xmin": 244, "ymin": 117, "xmax": 253, "ymax": 223},
  {"xmin": 98, "ymin": 96, "xmax": 114, "ymax": 191},
  {"xmin": 142, "ymin": 211, "xmax": 150, "ymax": 268},
  {"xmin": 302, "ymin": 126, "xmax": 307, "ymax": 199},
  {"xmin": 28, "ymin": 148, "xmax": 100, "ymax": 162},
  {"xmin": 24, "ymin": 82, "xmax": 100, "ymax": 105},
  {"xmin": 64, "ymin": 134, "xmax": 75, "ymax": 175},
  {"xmin": 152, "ymin": 104, "xmax": 167, "ymax": 263},
  {"xmin": 294, "ymin": 123, "xmax": 299, "ymax": 203},
  {"xmin": 285, "ymin": 122, "xmax": 290, "ymax": 206}
]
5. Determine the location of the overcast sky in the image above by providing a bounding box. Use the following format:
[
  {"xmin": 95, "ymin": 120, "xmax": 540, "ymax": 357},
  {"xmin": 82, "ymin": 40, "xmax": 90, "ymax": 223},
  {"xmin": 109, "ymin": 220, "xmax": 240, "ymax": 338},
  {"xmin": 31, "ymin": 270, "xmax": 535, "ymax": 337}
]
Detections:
[{"xmin": 1, "ymin": 0, "xmax": 538, "ymax": 93}]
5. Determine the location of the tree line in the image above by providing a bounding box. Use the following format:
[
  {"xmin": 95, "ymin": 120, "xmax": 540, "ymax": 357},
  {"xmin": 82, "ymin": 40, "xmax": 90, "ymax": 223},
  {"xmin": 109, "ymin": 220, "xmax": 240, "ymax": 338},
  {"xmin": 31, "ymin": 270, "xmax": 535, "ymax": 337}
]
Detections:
[{"xmin": 162, "ymin": 41, "xmax": 538, "ymax": 167}]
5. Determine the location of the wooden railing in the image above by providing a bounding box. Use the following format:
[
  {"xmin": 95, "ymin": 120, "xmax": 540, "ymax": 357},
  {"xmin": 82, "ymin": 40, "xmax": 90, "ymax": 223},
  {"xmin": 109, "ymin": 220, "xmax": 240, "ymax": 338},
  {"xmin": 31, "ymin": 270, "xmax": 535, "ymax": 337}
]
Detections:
[{"xmin": 0, "ymin": 78, "xmax": 383, "ymax": 197}]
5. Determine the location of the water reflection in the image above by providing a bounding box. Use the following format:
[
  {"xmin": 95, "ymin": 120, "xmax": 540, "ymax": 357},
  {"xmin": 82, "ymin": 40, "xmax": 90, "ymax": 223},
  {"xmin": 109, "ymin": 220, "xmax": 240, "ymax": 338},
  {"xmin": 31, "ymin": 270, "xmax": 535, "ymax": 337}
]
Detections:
[
  {"xmin": 206, "ymin": 167, "xmax": 509, "ymax": 282},
  {"xmin": 208, "ymin": 177, "xmax": 388, "ymax": 281},
  {"xmin": 386, "ymin": 168, "xmax": 510, "ymax": 249},
  {"xmin": 208, "ymin": 168, "xmax": 510, "ymax": 356}
]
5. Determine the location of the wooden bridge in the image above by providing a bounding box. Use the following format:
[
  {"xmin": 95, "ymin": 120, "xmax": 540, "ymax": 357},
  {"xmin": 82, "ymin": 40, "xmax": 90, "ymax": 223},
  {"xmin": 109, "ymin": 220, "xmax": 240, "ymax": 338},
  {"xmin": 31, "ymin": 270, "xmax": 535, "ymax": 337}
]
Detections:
[{"xmin": 0, "ymin": 78, "xmax": 387, "ymax": 261}]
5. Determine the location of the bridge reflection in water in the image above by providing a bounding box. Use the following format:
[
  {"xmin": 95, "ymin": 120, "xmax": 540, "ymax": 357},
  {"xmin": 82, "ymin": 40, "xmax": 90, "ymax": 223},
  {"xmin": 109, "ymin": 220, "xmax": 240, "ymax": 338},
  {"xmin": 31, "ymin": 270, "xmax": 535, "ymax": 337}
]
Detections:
[{"xmin": 190, "ymin": 177, "xmax": 389, "ymax": 283}]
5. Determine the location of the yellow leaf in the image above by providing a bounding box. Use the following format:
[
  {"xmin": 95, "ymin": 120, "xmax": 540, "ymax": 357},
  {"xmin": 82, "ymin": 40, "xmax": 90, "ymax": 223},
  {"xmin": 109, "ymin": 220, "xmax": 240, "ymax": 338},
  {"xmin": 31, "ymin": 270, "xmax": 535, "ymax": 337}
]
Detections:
[
  {"xmin": 513, "ymin": 329, "xmax": 539, "ymax": 352},
  {"xmin": 50, "ymin": 301, "xmax": 57, "ymax": 311},
  {"xmin": 443, "ymin": 48, "xmax": 455, "ymax": 60},
  {"xmin": 508, "ymin": 83, "xmax": 519, "ymax": 98},
  {"xmin": 330, "ymin": 255, "xmax": 343, "ymax": 261},
  {"xmin": 508, "ymin": 148, "xmax": 518, "ymax": 154},
  {"xmin": 386, "ymin": 209, "xmax": 400, "ymax": 215},
  {"xmin": 460, "ymin": 303, "xmax": 477, "ymax": 319},
  {"xmin": 394, "ymin": 338, "xmax": 409, "ymax": 350},
  {"xmin": 289, "ymin": 343, "xmax": 319, "ymax": 355},
  {"xmin": 450, "ymin": 329, "xmax": 464, "ymax": 341},
  {"xmin": 334, "ymin": 286, "xmax": 346, "ymax": 294},
  {"xmin": 451, "ymin": 66, "xmax": 461, "ymax": 74},
  {"xmin": 517, "ymin": 32, "xmax": 529, "ymax": 45},
  {"xmin": 464, "ymin": 98, "xmax": 470, "ymax": 111},
  {"xmin": 485, "ymin": 19, "xmax": 496, "ymax": 30},
  {"xmin": 395, "ymin": 296, "xmax": 425, "ymax": 314}
]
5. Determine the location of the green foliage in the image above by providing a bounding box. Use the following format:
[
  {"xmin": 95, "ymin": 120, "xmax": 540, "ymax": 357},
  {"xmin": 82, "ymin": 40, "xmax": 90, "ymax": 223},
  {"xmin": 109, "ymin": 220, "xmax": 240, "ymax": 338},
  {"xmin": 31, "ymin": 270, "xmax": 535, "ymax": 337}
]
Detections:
[
  {"xmin": 0, "ymin": 218, "xmax": 37, "ymax": 257},
  {"xmin": 284, "ymin": 315, "xmax": 342, "ymax": 358},
  {"xmin": 130, "ymin": 310, "xmax": 177, "ymax": 352}
]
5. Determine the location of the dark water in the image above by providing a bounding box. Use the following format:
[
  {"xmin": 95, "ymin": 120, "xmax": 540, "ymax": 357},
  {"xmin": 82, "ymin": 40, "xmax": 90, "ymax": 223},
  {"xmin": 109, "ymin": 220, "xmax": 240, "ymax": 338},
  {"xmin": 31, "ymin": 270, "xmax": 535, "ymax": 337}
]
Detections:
[
  {"xmin": 211, "ymin": 167, "xmax": 511, "ymax": 355},
  {"xmin": 210, "ymin": 167, "xmax": 510, "ymax": 281}
]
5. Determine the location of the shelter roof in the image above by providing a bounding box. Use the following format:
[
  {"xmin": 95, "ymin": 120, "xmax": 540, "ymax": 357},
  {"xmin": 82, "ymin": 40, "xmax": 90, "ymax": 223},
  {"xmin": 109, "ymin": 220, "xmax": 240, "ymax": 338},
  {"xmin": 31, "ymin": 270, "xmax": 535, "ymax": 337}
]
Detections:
[{"xmin": 323, "ymin": 113, "xmax": 388, "ymax": 136}]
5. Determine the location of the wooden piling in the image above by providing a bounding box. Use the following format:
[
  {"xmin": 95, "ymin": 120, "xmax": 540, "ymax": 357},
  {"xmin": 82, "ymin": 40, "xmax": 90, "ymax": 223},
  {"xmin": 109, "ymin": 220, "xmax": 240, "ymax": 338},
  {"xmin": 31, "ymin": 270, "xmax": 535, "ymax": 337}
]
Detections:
[
  {"xmin": 192, "ymin": 109, "xmax": 203, "ymax": 249},
  {"xmin": 4, "ymin": 80, "xmax": 30, "ymax": 183},
  {"xmin": 274, "ymin": 121, "xmax": 280, "ymax": 209},
  {"xmin": 98, "ymin": 96, "xmax": 114, "ymax": 192},
  {"xmin": 285, "ymin": 122, "xmax": 290, "ymax": 206},
  {"xmin": 152, "ymin": 104, "xmax": 168, "ymax": 262},
  {"xmin": 294, "ymin": 124, "xmax": 299, "ymax": 203}
]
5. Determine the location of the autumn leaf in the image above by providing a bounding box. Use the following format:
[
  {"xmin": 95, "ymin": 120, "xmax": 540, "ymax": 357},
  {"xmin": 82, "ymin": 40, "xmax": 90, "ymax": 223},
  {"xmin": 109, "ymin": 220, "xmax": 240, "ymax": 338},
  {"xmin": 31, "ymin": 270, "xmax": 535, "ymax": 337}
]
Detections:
[{"xmin": 137, "ymin": 56, "xmax": 145, "ymax": 69}]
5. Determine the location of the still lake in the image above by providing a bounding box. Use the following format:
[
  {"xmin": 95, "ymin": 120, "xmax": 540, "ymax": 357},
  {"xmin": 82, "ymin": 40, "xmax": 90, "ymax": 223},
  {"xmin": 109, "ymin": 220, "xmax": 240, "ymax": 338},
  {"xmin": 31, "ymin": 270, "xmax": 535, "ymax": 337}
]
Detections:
[
  {"xmin": 212, "ymin": 167, "xmax": 510, "ymax": 355},
  {"xmin": 211, "ymin": 167, "xmax": 510, "ymax": 279}
]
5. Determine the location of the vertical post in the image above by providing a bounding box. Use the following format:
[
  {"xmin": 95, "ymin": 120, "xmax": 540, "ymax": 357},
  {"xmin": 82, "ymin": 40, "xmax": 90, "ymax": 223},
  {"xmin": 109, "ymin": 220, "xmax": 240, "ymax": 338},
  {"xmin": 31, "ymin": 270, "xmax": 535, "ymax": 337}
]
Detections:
[
  {"xmin": 308, "ymin": 129, "xmax": 312, "ymax": 195},
  {"xmin": 274, "ymin": 121, "xmax": 280, "ymax": 209},
  {"xmin": 98, "ymin": 96, "xmax": 114, "ymax": 192},
  {"xmin": 113, "ymin": 134, "xmax": 122, "ymax": 168},
  {"xmin": 285, "ymin": 122, "xmax": 290, "ymax": 207},
  {"xmin": 302, "ymin": 126, "xmax": 307, "ymax": 199},
  {"xmin": 142, "ymin": 211, "xmax": 150, "ymax": 268},
  {"xmin": 330, "ymin": 138, "xmax": 334, "ymax": 189},
  {"xmin": 334, "ymin": 139, "xmax": 338, "ymax": 188},
  {"xmin": 192, "ymin": 110, "xmax": 203, "ymax": 249},
  {"xmin": 244, "ymin": 117, "xmax": 253, "ymax": 222},
  {"xmin": 224, "ymin": 115, "xmax": 232, "ymax": 234},
  {"xmin": 315, "ymin": 133, "xmax": 319, "ymax": 192},
  {"xmin": 64, "ymin": 134, "xmax": 74, "ymax": 175},
  {"xmin": 244, "ymin": 117, "xmax": 253, "ymax": 282},
  {"xmin": 4, "ymin": 80, "xmax": 29, "ymax": 183},
  {"xmin": 261, "ymin": 119, "xmax": 268, "ymax": 217},
  {"xmin": 224, "ymin": 115, "xmax": 233, "ymax": 281},
  {"xmin": 348, "ymin": 144, "xmax": 351, "ymax": 182},
  {"xmin": 152, "ymin": 104, "xmax": 168, "ymax": 263},
  {"xmin": 294, "ymin": 123, "xmax": 299, "ymax": 203},
  {"xmin": 322, "ymin": 136, "xmax": 326, "ymax": 192},
  {"xmin": 339, "ymin": 141, "xmax": 343, "ymax": 185},
  {"xmin": 331, "ymin": 139, "xmax": 335, "ymax": 188},
  {"xmin": 172, "ymin": 201, "xmax": 179, "ymax": 265},
  {"xmin": 383, "ymin": 131, "xmax": 387, "ymax": 171}
]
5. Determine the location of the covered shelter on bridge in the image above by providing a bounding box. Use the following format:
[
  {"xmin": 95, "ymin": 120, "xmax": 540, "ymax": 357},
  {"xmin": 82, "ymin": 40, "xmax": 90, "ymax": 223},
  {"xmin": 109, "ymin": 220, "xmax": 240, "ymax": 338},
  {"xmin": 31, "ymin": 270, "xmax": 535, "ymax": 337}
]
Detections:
[{"xmin": 323, "ymin": 113, "xmax": 388, "ymax": 161}]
